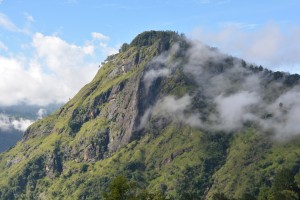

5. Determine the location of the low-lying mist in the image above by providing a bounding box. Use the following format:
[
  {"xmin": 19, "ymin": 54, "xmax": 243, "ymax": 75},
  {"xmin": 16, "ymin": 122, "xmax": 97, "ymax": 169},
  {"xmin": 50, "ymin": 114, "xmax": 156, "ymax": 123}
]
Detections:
[
  {"xmin": 0, "ymin": 114, "xmax": 33, "ymax": 132},
  {"xmin": 0, "ymin": 104, "xmax": 59, "ymax": 133},
  {"xmin": 140, "ymin": 39, "xmax": 300, "ymax": 140}
]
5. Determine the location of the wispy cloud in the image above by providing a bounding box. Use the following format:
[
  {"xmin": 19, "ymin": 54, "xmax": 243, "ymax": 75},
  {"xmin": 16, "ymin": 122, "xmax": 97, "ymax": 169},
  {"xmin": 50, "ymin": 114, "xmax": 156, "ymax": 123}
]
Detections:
[
  {"xmin": 66, "ymin": 0, "xmax": 78, "ymax": 4},
  {"xmin": 101, "ymin": 3, "xmax": 132, "ymax": 10},
  {"xmin": 91, "ymin": 32, "xmax": 118, "ymax": 56},
  {"xmin": 0, "ymin": 114, "xmax": 33, "ymax": 132},
  {"xmin": 191, "ymin": 23, "xmax": 300, "ymax": 73},
  {"xmin": 220, "ymin": 21, "xmax": 258, "ymax": 30},
  {"xmin": 213, "ymin": 92, "xmax": 261, "ymax": 131},
  {"xmin": 216, "ymin": 0, "xmax": 231, "ymax": 5},
  {"xmin": 198, "ymin": 0, "xmax": 211, "ymax": 4},
  {"xmin": 195, "ymin": 0, "xmax": 231, "ymax": 4},
  {"xmin": 153, "ymin": 95, "xmax": 202, "ymax": 128},
  {"xmin": 0, "ymin": 13, "xmax": 20, "ymax": 32},
  {"xmin": 99, "ymin": 42, "xmax": 118, "ymax": 56},
  {"xmin": 0, "ymin": 41, "xmax": 8, "ymax": 51},
  {"xmin": 0, "ymin": 12, "xmax": 32, "ymax": 35},
  {"xmin": 24, "ymin": 13, "xmax": 34, "ymax": 22},
  {"xmin": 37, "ymin": 108, "xmax": 47, "ymax": 119},
  {"xmin": 92, "ymin": 32, "xmax": 110, "ymax": 41},
  {"xmin": 139, "ymin": 39, "xmax": 300, "ymax": 139}
]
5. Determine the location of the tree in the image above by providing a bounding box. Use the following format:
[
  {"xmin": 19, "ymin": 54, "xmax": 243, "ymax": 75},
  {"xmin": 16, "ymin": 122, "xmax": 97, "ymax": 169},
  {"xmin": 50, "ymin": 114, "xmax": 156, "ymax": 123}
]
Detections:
[
  {"xmin": 240, "ymin": 193, "xmax": 256, "ymax": 200},
  {"xmin": 102, "ymin": 175, "xmax": 166, "ymax": 200},
  {"xmin": 271, "ymin": 168, "xmax": 298, "ymax": 192},
  {"xmin": 102, "ymin": 175, "xmax": 137, "ymax": 200},
  {"xmin": 136, "ymin": 189, "xmax": 166, "ymax": 200},
  {"xmin": 258, "ymin": 168, "xmax": 300, "ymax": 200},
  {"xmin": 257, "ymin": 187, "xmax": 270, "ymax": 200},
  {"xmin": 212, "ymin": 192, "xmax": 230, "ymax": 200},
  {"xmin": 119, "ymin": 43, "xmax": 130, "ymax": 53}
]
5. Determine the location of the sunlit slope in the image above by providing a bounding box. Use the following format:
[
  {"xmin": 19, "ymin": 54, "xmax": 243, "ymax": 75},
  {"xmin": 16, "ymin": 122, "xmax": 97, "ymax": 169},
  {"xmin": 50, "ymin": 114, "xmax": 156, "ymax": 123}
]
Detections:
[{"xmin": 0, "ymin": 31, "xmax": 300, "ymax": 199}]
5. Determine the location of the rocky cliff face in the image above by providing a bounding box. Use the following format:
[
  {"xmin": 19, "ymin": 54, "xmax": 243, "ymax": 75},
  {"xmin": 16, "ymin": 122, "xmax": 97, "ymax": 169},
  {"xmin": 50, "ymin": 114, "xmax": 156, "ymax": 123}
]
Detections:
[
  {"xmin": 22, "ymin": 31, "xmax": 182, "ymax": 157},
  {"xmin": 1, "ymin": 31, "xmax": 300, "ymax": 200}
]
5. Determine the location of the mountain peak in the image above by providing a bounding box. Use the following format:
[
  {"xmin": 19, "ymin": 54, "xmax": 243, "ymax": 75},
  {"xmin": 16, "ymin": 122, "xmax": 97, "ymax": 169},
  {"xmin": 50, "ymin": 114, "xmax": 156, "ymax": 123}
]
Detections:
[
  {"xmin": 130, "ymin": 30, "xmax": 181, "ymax": 47},
  {"xmin": 1, "ymin": 31, "xmax": 300, "ymax": 199},
  {"xmin": 117, "ymin": 30, "xmax": 184, "ymax": 54}
]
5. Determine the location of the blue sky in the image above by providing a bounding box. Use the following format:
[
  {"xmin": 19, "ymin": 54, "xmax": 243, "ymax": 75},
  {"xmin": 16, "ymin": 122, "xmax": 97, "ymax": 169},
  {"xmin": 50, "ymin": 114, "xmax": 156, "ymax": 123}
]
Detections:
[
  {"xmin": 0, "ymin": 0, "xmax": 300, "ymax": 106},
  {"xmin": 1, "ymin": 1, "xmax": 300, "ymax": 48}
]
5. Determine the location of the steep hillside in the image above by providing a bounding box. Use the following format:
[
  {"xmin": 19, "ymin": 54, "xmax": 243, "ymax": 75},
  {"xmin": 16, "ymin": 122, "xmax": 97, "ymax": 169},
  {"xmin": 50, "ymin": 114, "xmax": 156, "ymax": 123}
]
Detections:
[{"xmin": 1, "ymin": 31, "xmax": 300, "ymax": 200}]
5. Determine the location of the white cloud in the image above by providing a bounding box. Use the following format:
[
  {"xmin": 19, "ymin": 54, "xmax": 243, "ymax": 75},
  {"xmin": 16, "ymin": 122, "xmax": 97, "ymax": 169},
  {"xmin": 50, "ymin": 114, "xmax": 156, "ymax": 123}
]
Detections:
[
  {"xmin": 0, "ymin": 15, "xmax": 117, "ymax": 107},
  {"xmin": 260, "ymin": 89, "xmax": 300, "ymax": 139},
  {"xmin": 66, "ymin": 0, "xmax": 78, "ymax": 4},
  {"xmin": 92, "ymin": 32, "xmax": 110, "ymax": 41},
  {"xmin": 156, "ymin": 95, "xmax": 191, "ymax": 114},
  {"xmin": 221, "ymin": 21, "xmax": 258, "ymax": 30},
  {"xmin": 0, "ymin": 33, "xmax": 106, "ymax": 106},
  {"xmin": 11, "ymin": 118, "xmax": 33, "ymax": 131},
  {"xmin": 213, "ymin": 92, "xmax": 260, "ymax": 131},
  {"xmin": 0, "ymin": 114, "xmax": 11, "ymax": 130},
  {"xmin": 198, "ymin": 0, "xmax": 211, "ymax": 3},
  {"xmin": 137, "ymin": 107, "xmax": 152, "ymax": 130},
  {"xmin": 191, "ymin": 23, "xmax": 300, "ymax": 74},
  {"xmin": 0, "ymin": 12, "xmax": 32, "ymax": 35},
  {"xmin": 83, "ymin": 45, "xmax": 95, "ymax": 54},
  {"xmin": 0, "ymin": 114, "xmax": 33, "ymax": 132},
  {"xmin": 143, "ymin": 68, "xmax": 171, "ymax": 92},
  {"xmin": 142, "ymin": 43, "xmax": 180, "ymax": 93},
  {"xmin": 0, "ymin": 13, "xmax": 20, "ymax": 32},
  {"xmin": 91, "ymin": 32, "xmax": 118, "ymax": 56},
  {"xmin": 153, "ymin": 95, "xmax": 202, "ymax": 128},
  {"xmin": 24, "ymin": 13, "xmax": 34, "ymax": 22},
  {"xmin": 0, "ymin": 41, "xmax": 8, "ymax": 51},
  {"xmin": 33, "ymin": 32, "xmax": 95, "ymax": 68},
  {"xmin": 216, "ymin": 0, "xmax": 231, "ymax": 5},
  {"xmin": 99, "ymin": 42, "xmax": 118, "ymax": 56},
  {"xmin": 37, "ymin": 108, "xmax": 47, "ymax": 119},
  {"xmin": 195, "ymin": 0, "xmax": 231, "ymax": 4}
]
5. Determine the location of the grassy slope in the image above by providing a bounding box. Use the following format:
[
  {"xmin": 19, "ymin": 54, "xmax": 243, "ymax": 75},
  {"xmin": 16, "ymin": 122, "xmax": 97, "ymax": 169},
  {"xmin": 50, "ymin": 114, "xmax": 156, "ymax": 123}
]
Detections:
[
  {"xmin": 208, "ymin": 130, "xmax": 300, "ymax": 199},
  {"xmin": 0, "ymin": 36, "xmax": 193, "ymax": 199},
  {"xmin": 1, "ymin": 31, "xmax": 300, "ymax": 199}
]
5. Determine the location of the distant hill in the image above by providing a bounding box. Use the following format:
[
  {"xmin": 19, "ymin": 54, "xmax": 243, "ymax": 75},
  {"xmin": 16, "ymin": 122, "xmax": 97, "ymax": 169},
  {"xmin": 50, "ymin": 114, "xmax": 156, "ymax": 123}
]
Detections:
[
  {"xmin": 0, "ymin": 31, "xmax": 300, "ymax": 199},
  {"xmin": 0, "ymin": 130, "xmax": 21, "ymax": 152}
]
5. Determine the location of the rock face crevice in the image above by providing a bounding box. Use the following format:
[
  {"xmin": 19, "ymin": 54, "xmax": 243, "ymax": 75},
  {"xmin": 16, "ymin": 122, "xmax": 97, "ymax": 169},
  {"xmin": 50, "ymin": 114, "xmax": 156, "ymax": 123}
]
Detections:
[
  {"xmin": 22, "ymin": 31, "xmax": 181, "ymax": 153},
  {"xmin": 105, "ymin": 74, "xmax": 141, "ymax": 152}
]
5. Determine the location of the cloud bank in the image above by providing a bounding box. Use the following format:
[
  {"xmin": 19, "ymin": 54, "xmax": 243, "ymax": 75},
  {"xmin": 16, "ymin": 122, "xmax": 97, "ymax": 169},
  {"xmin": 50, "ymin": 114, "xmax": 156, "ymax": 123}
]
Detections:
[
  {"xmin": 0, "ymin": 12, "xmax": 118, "ymax": 107},
  {"xmin": 153, "ymin": 95, "xmax": 202, "ymax": 128},
  {"xmin": 0, "ymin": 106, "xmax": 54, "ymax": 132},
  {"xmin": 140, "ymin": 39, "xmax": 300, "ymax": 139},
  {"xmin": 0, "ymin": 114, "xmax": 33, "ymax": 132},
  {"xmin": 213, "ymin": 92, "xmax": 260, "ymax": 131},
  {"xmin": 0, "ymin": 31, "xmax": 118, "ymax": 106}
]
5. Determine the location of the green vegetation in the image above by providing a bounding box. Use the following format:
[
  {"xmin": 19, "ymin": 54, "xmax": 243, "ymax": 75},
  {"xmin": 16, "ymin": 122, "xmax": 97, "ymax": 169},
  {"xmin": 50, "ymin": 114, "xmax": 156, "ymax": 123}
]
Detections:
[
  {"xmin": 0, "ymin": 31, "xmax": 300, "ymax": 200},
  {"xmin": 103, "ymin": 175, "xmax": 166, "ymax": 200},
  {"xmin": 212, "ymin": 168, "xmax": 300, "ymax": 200},
  {"xmin": 257, "ymin": 168, "xmax": 300, "ymax": 200},
  {"xmin": 130, "ymin": 30, "xmax": 181, "ymax": 50}
]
